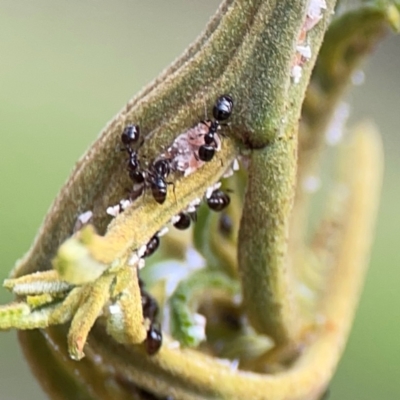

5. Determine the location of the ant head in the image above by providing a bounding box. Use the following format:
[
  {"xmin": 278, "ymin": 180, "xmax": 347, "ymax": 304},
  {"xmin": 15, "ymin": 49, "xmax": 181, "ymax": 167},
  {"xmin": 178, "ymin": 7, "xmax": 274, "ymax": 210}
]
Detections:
[
  {"xmin": 213, "ymin": 95, "xmax": 233, "ymax": 121},
  {"xmin": 121, "ymin": 124, "xmax": 141, "ymax": 145}
]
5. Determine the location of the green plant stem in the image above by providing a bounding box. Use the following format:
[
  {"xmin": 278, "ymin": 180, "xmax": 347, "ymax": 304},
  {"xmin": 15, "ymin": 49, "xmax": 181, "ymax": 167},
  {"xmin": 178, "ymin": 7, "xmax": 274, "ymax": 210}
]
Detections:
[
  {"xmin": 77, "ymin": 122, "xmax": 381, "ymax": 400},
  {"xmin": 238, "ymin": 138, "xmax": 299, "ymax": 344},
  {"xmin": 291, "ymin": 4, "xmax": 397, "ymax": 269},
  {"xmin": 300, "ymin": 4, "xmax": 396, "ymax": 169},
  {"xmin": 169, "ymin": 270, "xmax": 239, "ymax": 347},
  {"xmin": 236, "ymin": 0, "xmax": 338, "ymax": 343}
]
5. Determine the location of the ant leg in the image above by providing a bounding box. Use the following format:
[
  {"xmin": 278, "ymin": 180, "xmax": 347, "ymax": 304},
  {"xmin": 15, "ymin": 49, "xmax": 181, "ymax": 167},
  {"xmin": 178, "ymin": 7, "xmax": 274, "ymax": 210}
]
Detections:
[
  {"xmin": 138, "ymin": 136, "xmax": 145, "ymax": 148},
  {"xmin": 117, "ymin": 144, "xmax": 128, "ymax": 153}
]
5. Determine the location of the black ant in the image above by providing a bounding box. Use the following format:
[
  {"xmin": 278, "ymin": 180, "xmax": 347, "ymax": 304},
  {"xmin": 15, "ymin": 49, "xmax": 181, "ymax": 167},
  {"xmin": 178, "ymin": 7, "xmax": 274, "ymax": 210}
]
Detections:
[
  {"xmin": 141, "ymin": 290, "xmax": 159, "ymax": 321},
  {"xmin": 121, "ymin": 124, "xmax": 141, "ymax": 150},
  {"xmin": 127, "ymin": 153, "xmax": 145, "ymax": 185},
  {"xmin": 138, "ymin": 276, "xmax": 159, "ymax": 321},
  {"xmin": 138, "ymin": 277, "xmax": 162, "ymax": 355},
  {"xmin": 145, "ymin": 322, "xmax": 162, "ymax": 355},
  {"xmin": 121, "ymin": 124, "xmax": 146, "ymax": 185},
  {"xmin": 143, "ymin": 235, "xmax": 160, "ymax": 258},
  {"xmin": 121, "ymin": 126, "xmax": 174, "ymax": 204},
  {"xmin": 146, "ymin": 159, "xmax": 173, "ymax": 204},
  {"xmin": 207, "ymin": 189, "xmax": 230, "ymax": 212},
  {"xmin": 173, "ymin": 212, "xmax": 192, "ymax": 230},
  {"xmin": 198, "ymin": 95, "xmax": 234, "ymax": 162}
]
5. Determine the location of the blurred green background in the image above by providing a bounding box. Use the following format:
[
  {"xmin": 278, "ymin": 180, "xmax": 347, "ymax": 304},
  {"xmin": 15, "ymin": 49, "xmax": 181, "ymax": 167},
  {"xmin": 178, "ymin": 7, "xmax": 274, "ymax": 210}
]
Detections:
[{"xmin": 0, "ymin": 1, "xmax": 399, "ymax": 399}]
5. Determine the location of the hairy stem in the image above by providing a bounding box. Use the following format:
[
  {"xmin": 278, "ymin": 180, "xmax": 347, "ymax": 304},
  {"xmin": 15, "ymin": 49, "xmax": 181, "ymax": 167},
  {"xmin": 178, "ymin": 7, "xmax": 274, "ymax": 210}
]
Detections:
[
  {"xmin": 78, "ymin": 122, "xmax": 381, "ymax": 400},
  {"xmin": 291, "ymin": 3, "xmax": 397, "ymax": 269}
]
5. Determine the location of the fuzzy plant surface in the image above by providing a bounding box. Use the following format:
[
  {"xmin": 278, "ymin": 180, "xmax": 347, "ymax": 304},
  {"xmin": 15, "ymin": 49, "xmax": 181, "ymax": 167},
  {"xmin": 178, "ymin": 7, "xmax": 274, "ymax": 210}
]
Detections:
[{"xmin": 1, "ymin": 1, "xmax": 399, "ymax": 399}]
